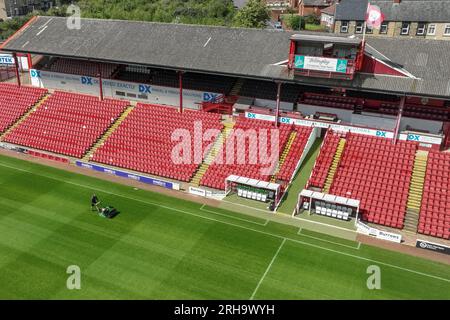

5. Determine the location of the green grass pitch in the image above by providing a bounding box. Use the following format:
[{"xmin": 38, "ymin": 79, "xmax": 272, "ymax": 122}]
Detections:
[{"xmin": 0, "ymin": 154, "xmax": 449, "ymax": 299}]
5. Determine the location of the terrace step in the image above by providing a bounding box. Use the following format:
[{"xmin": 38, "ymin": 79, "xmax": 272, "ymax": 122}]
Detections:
[
  {"xmin": 404, "ymin": 150, "xmax": 429, "ymax": 232},
  {"xmin": 270, "ymin": 130, "xmax": 297, "ymax": 183},
  {"xmin": 82, "ymin": 105, "xmax": 134, "ymax": 161},
  {"xmin": 229, "ymin": 78, "xmax": 245, "ymax": 96},
  {"xmin": 0, "ymin": 93, "xmax": 50, "ymax": 140},
  {"xmin": 190, "ymin": 121, "xmax": 235, "ymax": 186},
  {"xmin": 323, "ymin": 138, "xmax": 346, "ymax": 193}
]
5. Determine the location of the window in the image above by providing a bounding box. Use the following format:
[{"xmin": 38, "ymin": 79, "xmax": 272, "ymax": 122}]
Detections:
[
  {"xmin": 355, "ymin": 21, "xmax": 364, "ymax": 34},
  {"xmin": 416, "ymin": 22, "xmax": 426, "ymax": 35},
  {"xmin": 444, "ymin": 24, "xmax": 450, "ymax": 36},
  {"xmin": 428, "ymin": 24, "xmax": 436, "ymax": 35},
  {"xmin": 340, "ymin": 21, "xmax": 349, "ymax": 33},
  {"xmin": 380, "ymin": 22, "xmax": 388, "ymax": 34},
  {"xmin": 365, "ymin": 25, "xmax": 373, "ymax": 34},
  {"xmin": 400, "ymin": 22, "xmax": 410, "ymax": 35}
]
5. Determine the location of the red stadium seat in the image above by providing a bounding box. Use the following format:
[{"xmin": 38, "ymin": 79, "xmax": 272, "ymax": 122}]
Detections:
[
  {"xmin": 199, "ymin": 118, "xmax": 299, "ymax": 190},
  {"xmin": 418, "ymin": 151, "xmax": 450, "ymax": 240},
  {"xmin": 91, "ymin": 103, "xmax": 223, "ymax": 182},
  {"xmin": 308, "ymin": 130, "xmax": 341, "ymax": 189},
  {"xmin": 3, "ymin": 91, "xmax": 129, "ymax": 158},
  {"xmin": 0, "ymin": 83, "xmax": 48, "ymax": 134},
  {"xmin": 326, "ymin": 133, "xmax": 418, "ymax": 229}
]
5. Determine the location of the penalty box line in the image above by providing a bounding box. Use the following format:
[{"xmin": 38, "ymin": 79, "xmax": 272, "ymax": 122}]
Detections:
[{"xmin": 1, "ymin": 161, "xmax": 449, "ymax": 284}]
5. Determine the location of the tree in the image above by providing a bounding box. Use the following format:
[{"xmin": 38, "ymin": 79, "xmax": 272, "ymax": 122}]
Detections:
[
  {"xmin": 232, "ymin": 0, "xmax": 269, "ymax": 29},
  {"xmin": 285, "ymin": 15, "xmax": 305, "ymax": 31}
]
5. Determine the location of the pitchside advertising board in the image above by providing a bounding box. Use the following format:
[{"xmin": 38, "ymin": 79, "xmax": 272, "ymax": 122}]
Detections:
[
  {"xmin": 75, "ymin": 161, "xmax": 180, "ymax": 190},
  {"xmin": 245, "ymin": 112, "xmax": 443, "ymax": 145},
  {"xmin": 416, "ymin": 239, "xmax": 450, "ymax": 255},
  {"xmin": 29, "ymin": 69, "xmax": 221, "ymax": 109},
  {"xmin": 356, "ymin": 221, "xmax": 402, "ymax": 243}
]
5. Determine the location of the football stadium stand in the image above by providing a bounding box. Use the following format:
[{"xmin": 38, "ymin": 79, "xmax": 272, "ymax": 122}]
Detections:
[
  {"xmin": 0, "ymin": 16, "xmax": 449, "ymax": 242},
  {"xmin": 239, "ymin": 80, "xmax": 301, "ymax": 103},
  {"xmin": 328, "ymin": 134, "xmax": 418, "ymax": 229},
  {"xmin": 3, "ymin": 91, "xmax": 129, "ymax": 158},
  {"xmin": 302, "ymin": 93, "xmax": 356, "ymax": 111},
  {"xmin": 200, "ymin": 118, "xmax": 293, "ymax": 190},
  {"xmin": 0, "ymin": 83, "xmax": 48, "ymax": 134},
  {"xmin": 307, "ymin": 131, "xmax": 342, "ymax": 190},
  {"xmin": 418, "ymin": 151, "xmax": 450, "ymax": 239},
  {"xmin": 274, "ymin": 126, "xmax": 313, "ymax": 182},
  {"xmin": 45, "ymin": 58, "xmax": 120, "ymax": 78},
  {"xmin": 91, "ymin": 103, "xmax": 223, "ymax": 182},
  {"xmin": 115, "ymin": 66, "xmax": 236, "ymax": 95}
]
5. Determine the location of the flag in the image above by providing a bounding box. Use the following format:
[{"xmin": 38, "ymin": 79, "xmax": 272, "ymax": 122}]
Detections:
[{"xmin": 366, "ymin": 3, "xmax": 385, "ymax": 29}]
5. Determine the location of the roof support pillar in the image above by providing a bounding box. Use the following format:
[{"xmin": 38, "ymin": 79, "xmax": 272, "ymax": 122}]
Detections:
[
  {"xmin": 97, "ymin": 63, "xmax": 103, "ymax": 101},
  {"xmin": 392, "ymin": 95, "xmax": 405, "ymax": 145},
  {"xmin": 274, "ymin": 81, "xmax": 282, "ymax": 128},
  {"xmin": 178, "ymin": 71, "xmax": 183, "ymax": 113},
  {"xmin": 27, "ymin": 54, "xmax": 33, "ymax": 70},
  {"xmin": 13, "ymin": 53, "xmax": 21, "ymax": 87}
]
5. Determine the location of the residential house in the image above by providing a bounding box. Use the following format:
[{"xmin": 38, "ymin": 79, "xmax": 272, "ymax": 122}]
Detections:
[
  {"xmin": 4, "ymin": 0, "xmax": 54, "ymax": 18},
  {"xmin": 298, "ymin": 0, "xmax": 335, "ymax": 16},
  {"xmin": 334, "ymin": 0, "xmax": 450, "ymax": 40},
  {"xmin": 320, "ymin": 3, "xmax": 336, "ymax": 31}
]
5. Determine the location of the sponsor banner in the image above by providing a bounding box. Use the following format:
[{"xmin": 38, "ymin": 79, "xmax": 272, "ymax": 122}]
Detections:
[
  {"xmin": 399, "ymin": 133, "xmax": 443, "ymax": 145},
  {"xmin": 29, "ymin": 69, "xmax": 219, "ymax": 108},
  {"xmin": 356, "ymin": 221, "xmax": 402, "ymax": 243},
  {"xmin": 245, "ymin": 112, "xmax": 393, "ymax": 139},
  {"xmin": 189, "ymin": 186, "xmax": 206, "ymax": 197},
  {"xmin": 0, "ymin": 142, "xmax": 27, "ymax": 153},
  {"xmin": 205, "ymin": 190, "xmax": 227, "ymax": 200},
  {"xmin": 0, "ymin": 54, "xmax": 14, "ymax": 65},
  {"xmin": 294, "ymin": 55, "xmax": 348, "ymax": 73},
  {"xmin": 416, "ymin": 239, "xmax": 450, "ymax": 255},
  {"xmin": 356, "ymin": 221, "xmax": 378, "ymax": 236},
  {"xmin": 75, "ymin": 161, "xmax": 180, "ymax": 190},
  {"xmin": 376, "ymin": 230, "xmax": 402, "ymax": 243},
  {"xmin": 245, "ymin": 112, "xmax": 275, "ymax": 122},
  {"xmin": 356, "ymin": 220, "xmax": 372, "ymax": 235}
]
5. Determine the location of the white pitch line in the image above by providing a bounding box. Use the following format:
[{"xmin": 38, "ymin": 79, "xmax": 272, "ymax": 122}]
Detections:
[
  {"xmin": 297, "ymin": 227, "xmax": 361, "ymax": 250},
  {"xmin": 1, "ymin": 161, "xmax": 449, "ymax": 284},
  {"xmin": 221, "ymin": 199, "xmax": 272, "ymax": 214},
  {"xmin": 292, "ymin": 214, "xmax": 357, "ymax": 233},
  {"xmin": 200, "ymin": 204, "xmax": 268, "ymax": 226},
  {"xmin": 250, "ymin": 238, "xmax": 286, "ymax": 300}
]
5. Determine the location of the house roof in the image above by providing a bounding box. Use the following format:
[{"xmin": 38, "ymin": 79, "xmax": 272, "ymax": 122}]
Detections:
[
  {"xmin": 2, "ymin": 16, "xmax": 450, "ymax": 99},
  {"xmin": 321, "ymin": 3, "xmax": 336, "ymax": 15},
  {"xmin": 233, "ymin": 0, "xmax": 248, "ymax": 9},
  {"xmin": 336, "ymin": 0, "xmax": 450, "ymax": 23},
  {"xmin": 304, "ymin": 0, "xmax": 333, "ymax": 7}
]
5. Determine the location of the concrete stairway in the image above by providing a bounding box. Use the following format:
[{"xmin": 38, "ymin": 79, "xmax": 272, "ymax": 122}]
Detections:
[
  {"xmin": 0, "ymin": 93, "xmax": 50, "ymax": 140},
  {"xmin": 82, "ymin": 105, "xmax": 134, "ymax": 161},
  {"xmin": 270, "ymin": 130, "xmax": 297, "ymax": 183},
  {"xmin": 190, "ymin": 121, "xmax": 235, "ymax": 186},
  {"xmin": 228, "ymin": 78, "xmax": 245, "ymax": 96},
  {"xmin": 404, "ymin": 150, "xmax": 428, "ymax": 232},
  {"xmin": 323, "ymin": 138, "xmax": 346, "ymax": 193}
]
